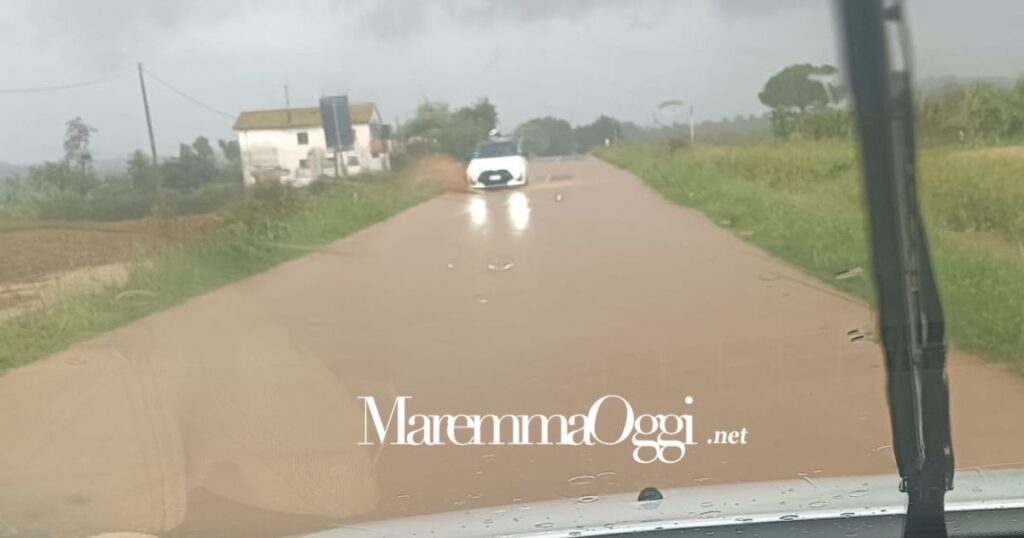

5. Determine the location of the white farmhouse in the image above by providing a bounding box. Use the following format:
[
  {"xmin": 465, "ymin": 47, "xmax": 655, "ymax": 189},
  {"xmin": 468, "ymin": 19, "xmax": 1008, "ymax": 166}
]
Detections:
[{"xmin": 233, "ymin": 102, "xmax": 390, "ymax": 186}]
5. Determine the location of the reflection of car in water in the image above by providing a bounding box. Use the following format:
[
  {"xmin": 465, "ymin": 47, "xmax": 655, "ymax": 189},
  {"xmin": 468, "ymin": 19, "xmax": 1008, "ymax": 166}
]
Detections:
[{"xmin": 465, "ymin": 138, "xmax": 529, "ymax": 189}]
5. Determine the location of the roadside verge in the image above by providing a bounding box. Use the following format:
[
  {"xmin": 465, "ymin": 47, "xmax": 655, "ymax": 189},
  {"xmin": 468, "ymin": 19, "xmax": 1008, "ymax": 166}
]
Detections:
[
  {"xmin": 596, "ymin": 141, "xmax": 1024, "ymax": 373},
  {"xmin": 0, "ymin": 172, "xmax": 441, "ymax": 373}
]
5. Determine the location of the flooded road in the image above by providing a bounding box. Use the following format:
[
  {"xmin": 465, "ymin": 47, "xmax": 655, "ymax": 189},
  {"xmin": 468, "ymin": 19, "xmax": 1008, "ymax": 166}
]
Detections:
[{"xmin": 2, "ymin": 156, "xmax": 1023, "ymax": 537}]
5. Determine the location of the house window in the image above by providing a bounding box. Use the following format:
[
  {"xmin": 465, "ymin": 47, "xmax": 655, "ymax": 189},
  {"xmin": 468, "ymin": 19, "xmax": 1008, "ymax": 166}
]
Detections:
[
  {"xmin": 299, "ymin": 159, "xmax": 309, "ymax": 169},
  {"xmin": 297, "ymin": 132, "xmax": 309, "ymax": 145},
  {"xmin": 347, "ymin": 156, "xmax": 359, "ymax": 167}
]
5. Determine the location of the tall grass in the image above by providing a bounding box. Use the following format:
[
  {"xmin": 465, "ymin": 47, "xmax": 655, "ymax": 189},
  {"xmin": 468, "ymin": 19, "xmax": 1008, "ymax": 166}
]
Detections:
[
  {"xmin": 0, "ymin": 175, "xmax": 438, "ymax": 372},
  {"xmin": 598, "ymin": 140, "xmax": 1024, "ymax": 371}
]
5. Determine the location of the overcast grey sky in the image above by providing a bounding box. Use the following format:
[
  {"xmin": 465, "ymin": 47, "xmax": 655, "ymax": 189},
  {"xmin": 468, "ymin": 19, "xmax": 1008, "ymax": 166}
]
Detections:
[{"xmin": 0, "ymin": 0, "xmax": 1021, "ymax": 164}]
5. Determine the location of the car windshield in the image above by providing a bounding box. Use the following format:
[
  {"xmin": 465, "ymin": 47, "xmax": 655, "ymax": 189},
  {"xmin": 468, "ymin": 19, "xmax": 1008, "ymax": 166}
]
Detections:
[
  {"xmin": 1, "ymin": 2, "xmax": 1023, "ymax": 538},
  {"xmin": 473, "ymin": 141, "xmax": 519, "ymax": 158}
]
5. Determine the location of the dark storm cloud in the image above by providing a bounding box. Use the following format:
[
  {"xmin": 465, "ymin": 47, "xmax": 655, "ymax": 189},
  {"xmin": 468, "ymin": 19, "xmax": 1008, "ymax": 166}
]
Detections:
[
  {"xmin": 351, "ymin": 1, "xmax": 431, "ymax": 38},
  {"xmin": 442, "ymin": 0, "xmax": 628, "ymax": 25},
  {"xmin": 1, "ymin": 0, "xmax": 1023, "ymax": 163},
  {"xmin": 19, "ymin": 0, "xmax": 812, "ymax": 63},
  {"xmin": 25, "ymin": 0, "xmax": 637, "ymax": 53},
  {"xmin": 710, "ymin": 0, "xmax": 819, "ymax": 19},
  {"xmin": 355, "ymin": 0, "xmax": 678, "ymax": 38},
  {"xmin": 26, "ymin": 0, "xmax": 239, "ymax": 68}
]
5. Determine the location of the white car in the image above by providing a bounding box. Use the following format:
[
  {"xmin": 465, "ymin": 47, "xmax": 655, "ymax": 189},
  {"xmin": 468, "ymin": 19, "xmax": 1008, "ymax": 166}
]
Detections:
[{"xmin": 465, "ymin": 138, "xmax": 528, "ymax": 189}]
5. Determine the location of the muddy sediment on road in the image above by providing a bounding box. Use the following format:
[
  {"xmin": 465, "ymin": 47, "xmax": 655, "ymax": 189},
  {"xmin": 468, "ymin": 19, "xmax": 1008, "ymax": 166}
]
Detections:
[
  {"xmin": 1, "ymin": 157, "xmax": 1023, "ymax": 537},
  {"xmin": 408, "ymin": 154, "xmax": 469, "ymax": 193}
]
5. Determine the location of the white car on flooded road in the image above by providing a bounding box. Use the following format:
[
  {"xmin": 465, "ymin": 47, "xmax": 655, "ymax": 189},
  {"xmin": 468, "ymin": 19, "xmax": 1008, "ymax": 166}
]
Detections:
[{"xmin": 466, "ymin": 138, "xmax": 528, "ymax": 189}]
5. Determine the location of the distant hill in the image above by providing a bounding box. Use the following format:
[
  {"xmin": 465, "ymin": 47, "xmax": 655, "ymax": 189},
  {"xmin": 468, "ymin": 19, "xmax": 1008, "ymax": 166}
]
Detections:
[
  {"xmin": 697, "ymin": 115, "xmax": 771, "ymax": 137},
  {"xmin": 918, "ymin": 75, "xmax": 1021, "ymax": 94},
  {"xmin": 622, "ymin": 114, "xmax": 771, "ymax": 142},
  {"xmin": 93, "ymin": 158, "xmax": 126, "ymax": 176},
  {"xmin": 0, "ymin": 158, "xmax": 125, "ymax": 180},
  {"xmin": 0, "ymin": 162, "xmax": 28, "ymax": 180}
]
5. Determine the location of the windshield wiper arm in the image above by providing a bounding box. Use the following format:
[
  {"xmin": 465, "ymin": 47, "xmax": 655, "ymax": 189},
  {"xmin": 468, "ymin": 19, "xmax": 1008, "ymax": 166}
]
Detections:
[{"xmin": 836, "ymin": 1, "xmax": 954, "ymax": 537}]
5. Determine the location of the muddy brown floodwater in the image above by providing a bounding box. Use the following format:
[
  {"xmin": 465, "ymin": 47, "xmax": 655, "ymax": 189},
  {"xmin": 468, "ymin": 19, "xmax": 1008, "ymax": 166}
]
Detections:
[{"xmin": 1, "ymin": 156, "xmax": 1023, "ymax": 538}]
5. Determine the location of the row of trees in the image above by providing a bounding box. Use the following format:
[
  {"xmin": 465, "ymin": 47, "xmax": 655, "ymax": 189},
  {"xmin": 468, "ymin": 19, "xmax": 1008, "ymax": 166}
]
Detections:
[
  {"xmin": 759, "ymin": 62, "xmax": 1024, "ymax": 144},
  {"xmin": 126, "ymin": 137, "xmax": 241, "ymax": 193},
  {"xmin": 515, "ymin": 115, "xmax": 622, "ymax": 156},
  {"xmin": 400, "ymin": 98, "xmax": 625, "ymax": 160},
  {"xmin": 0, "ymin": 117, "xmax": 242, "ymax": 221},
  {"xmin": 917, "ymin": 80, "xmax": 1024, "ymax": 144},
  {"xmin": 402, "ymin": 99, "xmax": 498, "ymax": 160}
]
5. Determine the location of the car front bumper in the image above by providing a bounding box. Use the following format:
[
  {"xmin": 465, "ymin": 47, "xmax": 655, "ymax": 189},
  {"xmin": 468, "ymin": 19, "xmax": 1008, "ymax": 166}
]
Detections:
[{"xmin": 468, "ymin": 169, "xmax": 526, "ymax": 189}]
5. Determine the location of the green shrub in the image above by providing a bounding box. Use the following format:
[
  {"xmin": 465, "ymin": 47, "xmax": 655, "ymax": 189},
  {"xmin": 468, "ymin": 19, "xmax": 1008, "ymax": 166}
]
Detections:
[
  {"xmin": 222, "ymin": 181, "xmax": 307, "ymax": 240},
  {"xmin": 87, "ymin": 189, "xmax": 152, "ymax": 221},
  {"xmin": 34, "ymin": 192, "xmax": 93, "ymax": 221},
  {"xmin": 388, "ymin": 150, "xmax": 412, "ymax": 171},
  {"xmin": 164, "ymin": 183, "xmax": 243, "ymax": 216}
]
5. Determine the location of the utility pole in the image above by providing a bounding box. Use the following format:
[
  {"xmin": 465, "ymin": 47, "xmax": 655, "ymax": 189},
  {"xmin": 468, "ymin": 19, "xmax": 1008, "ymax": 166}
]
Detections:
[
  {"xmin": 137, "ymin": 62, "xmax": 163, "ymax": 205},
  {"xmin": 285, "ymin": 83, "xmax": 292, "ymax": 123},
  {"xmin": 689, "ymin": 103, "xmax": 695, "ymax": 144},
  {"xmin": 394, "ymin": 115, "xmax": 401, "ymax": 151},
  {"xmin": 137, "ymin": 63, "xmax": 159, "ymax": 170}
]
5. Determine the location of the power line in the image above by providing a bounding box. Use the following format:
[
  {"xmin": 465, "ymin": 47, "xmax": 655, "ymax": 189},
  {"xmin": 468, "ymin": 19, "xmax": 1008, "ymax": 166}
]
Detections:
[
  {"xmin": 0, "ymin": 74, "xmax": 126, "ymax": 94},
  {"xmin": 141, "ymin": 67, "xmax": 236, "ymax": 120}
]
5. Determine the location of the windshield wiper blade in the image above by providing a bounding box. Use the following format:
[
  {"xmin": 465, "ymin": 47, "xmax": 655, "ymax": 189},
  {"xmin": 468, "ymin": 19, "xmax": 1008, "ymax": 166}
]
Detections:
[{"xmin": 836, "ymin": 1, "xmax": 954, "ymax": 537}]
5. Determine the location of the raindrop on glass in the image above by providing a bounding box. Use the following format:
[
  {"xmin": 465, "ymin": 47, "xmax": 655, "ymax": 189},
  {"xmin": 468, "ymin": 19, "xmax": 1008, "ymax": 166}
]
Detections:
[
  {"xmin": 487, "ymin": 259, "xmax": 514, "ymax": 272},
  {"xmin": 568, "ymin": 474, "xmax": 596, "ymax": 486}
]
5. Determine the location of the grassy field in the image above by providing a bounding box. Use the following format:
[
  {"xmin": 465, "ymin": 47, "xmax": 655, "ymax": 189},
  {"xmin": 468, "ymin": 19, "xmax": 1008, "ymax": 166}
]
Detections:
[
  {"xmin": 597, "ymin": 140, "xmax": 1024, "ymax": 371},
  {"xmin": 0, "ymin": 174, "xmax": 438, "ymax": 373}
]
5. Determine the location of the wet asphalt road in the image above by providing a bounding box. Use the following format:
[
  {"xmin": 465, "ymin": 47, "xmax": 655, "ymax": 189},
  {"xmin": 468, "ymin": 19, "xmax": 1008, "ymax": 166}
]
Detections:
[{"xmin": 1, "ymin": 156, "xmax": 1023, "ymax": 537}]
